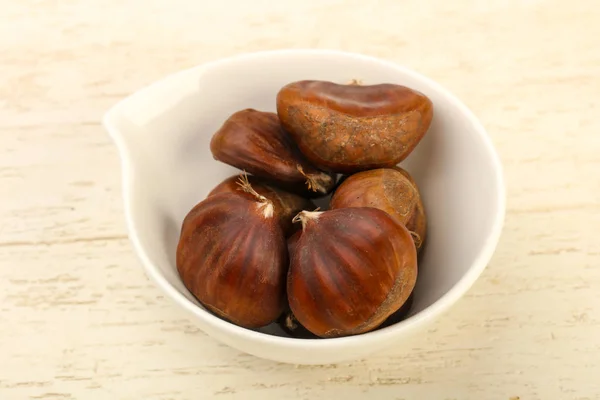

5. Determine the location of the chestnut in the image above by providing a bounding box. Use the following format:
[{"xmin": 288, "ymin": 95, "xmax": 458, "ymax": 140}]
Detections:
[
  {"xmin": 176, "ymin": 176, "xmax": 288, "ymax": 329},
  {"xmin": 287, "ymin": 208, "xmax": 417, "ymax": 338},
  {"xmin": 209, "ymin": 108, "xmax": 336, "ymax": 196},
  {"xmin": 208, "ymin": 174, "xmax": 315, "ymax": 237},
  {"xmin": 276, "ymin": 80, "xmax": 433, "ymax": 173},
  {"xmin": 330, "ymin": 166, "xmax": 427, "ymax": 251}
]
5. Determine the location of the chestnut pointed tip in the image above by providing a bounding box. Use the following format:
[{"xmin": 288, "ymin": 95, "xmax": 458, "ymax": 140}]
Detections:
[
  {"xmin": 296, "ymin": 164, "xmax": 335, "ymax": 195},
  {"xmin": 409, "ymin": 231, "xmax": 422, "ymax": 249},
  {"xmin": 292, "ymin": 209, "xmax": 323, "ymax": 231},
  {"xmin": 312, "ymin": 173, "xmax": 336, "ymax": 195},
  {"xmin": 235, "ymin": 171, "xmax": 275, "ymax": 217},
  {"xmin": 347, "ymin": 78, "xmax": 363, "ymax": 86},
  {"xmin": 257, "ymin": 201, "xmax": 275, "ymax": 219}
]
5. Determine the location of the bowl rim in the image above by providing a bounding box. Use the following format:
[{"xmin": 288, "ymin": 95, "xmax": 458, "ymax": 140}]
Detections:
[{"xmin": 103, "ymin": 48, "xmax": 506, "ymax": 351}]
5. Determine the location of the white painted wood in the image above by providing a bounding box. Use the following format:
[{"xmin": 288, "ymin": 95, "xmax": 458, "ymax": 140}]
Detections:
[{"xmin": 1, "ymin": 0, "xmax": 598, "ymax": 398}]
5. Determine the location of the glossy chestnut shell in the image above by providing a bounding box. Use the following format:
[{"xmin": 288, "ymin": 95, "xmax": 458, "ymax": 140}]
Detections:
[
  {"xmin": 276, "ymin": 80, "xmax": 433, "ymax": 173},
  {"xmin": 176, "ymin": 189, "xmax": 288, "ymax": 328},
  {"xmin": 287, "ymin": 208, "xmax": 417, "ymax": 338},
  {"xmin": 209, "ymin": 108, "xmax": 336, "ymax": 196}
]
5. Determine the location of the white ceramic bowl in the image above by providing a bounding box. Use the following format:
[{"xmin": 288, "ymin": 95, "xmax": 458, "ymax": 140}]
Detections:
[{"xmin": 103, "ymin": 49, "xmax": 505, "ymax": 365}]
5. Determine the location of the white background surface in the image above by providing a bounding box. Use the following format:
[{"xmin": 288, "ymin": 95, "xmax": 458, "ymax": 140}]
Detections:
[{"xmin": 1, "ymin": 0, "xmax": 599, "ymax": 399}]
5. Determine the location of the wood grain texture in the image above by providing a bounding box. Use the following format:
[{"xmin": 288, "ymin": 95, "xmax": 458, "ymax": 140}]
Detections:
[{"xmin": 1, "ymin": 0, "xmax": 599, "ymax": 399}]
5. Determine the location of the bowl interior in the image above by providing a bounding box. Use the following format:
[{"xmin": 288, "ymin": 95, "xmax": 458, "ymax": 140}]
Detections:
[{"xmin": 107, "ymin": 51, "xmax": 502, "ymax": 339}]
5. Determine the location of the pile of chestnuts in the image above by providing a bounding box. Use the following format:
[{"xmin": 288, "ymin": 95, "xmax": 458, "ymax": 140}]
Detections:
[{"xmin": 176, "ymin": 79, "xmax": 433, "ymax": 339}]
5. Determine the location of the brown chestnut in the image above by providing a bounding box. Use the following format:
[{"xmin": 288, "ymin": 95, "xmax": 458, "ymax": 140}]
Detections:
[
  {"xmin": 287, "ymin": 208, "xmax": 417, "ymax": 338},
  {"xmin": 176, "ymin": 177, "xmax": 288, "ymax": 329},
  {"xmin": 276, "ymin": 80, "xmax": 433, "ymax": 173},
  {"xmin": 330, "ymin": 167, "xmax": 427, "ymax": 251},
  {"xmin": 209, "ymin": 108, "xmax": 336, "ymax": 196},
  {"xmin": 208, "ymin": 174, "xmax": 315, "ymax": 236}
]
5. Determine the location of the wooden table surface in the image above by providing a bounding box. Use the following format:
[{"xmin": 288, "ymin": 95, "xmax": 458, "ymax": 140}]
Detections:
[{"xmin": 1, "ymin": 0, "xmax": 599, "ymax": 399}]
